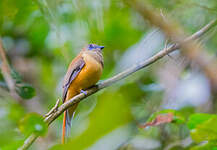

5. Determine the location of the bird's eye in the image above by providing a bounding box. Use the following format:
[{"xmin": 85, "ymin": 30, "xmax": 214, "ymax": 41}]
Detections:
[{"xmin": 88, "ymin": 44, "xmax": 94, "ymax": 50}]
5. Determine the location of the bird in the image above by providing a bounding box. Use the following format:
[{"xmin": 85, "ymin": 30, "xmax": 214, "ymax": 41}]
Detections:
[{"xmin": 62, "ymin": 44, "xmax": 104, "ymax": 144}]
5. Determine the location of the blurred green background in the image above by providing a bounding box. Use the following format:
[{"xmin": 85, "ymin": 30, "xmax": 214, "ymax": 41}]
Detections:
[{"xmin": 0, "ymin": 0, "xmax": 217, "ymax": 150}]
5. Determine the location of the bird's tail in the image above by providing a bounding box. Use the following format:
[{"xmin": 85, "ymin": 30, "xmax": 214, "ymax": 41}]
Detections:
[
  {"xmin": 62, "ymin": 111, "xmax": 67, "ymax": 144},
  {"xmin": 62, "ymin": 103, "xmax": 79, "ymax": 144}
]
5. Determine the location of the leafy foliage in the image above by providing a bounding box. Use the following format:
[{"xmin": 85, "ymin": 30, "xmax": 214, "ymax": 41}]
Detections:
[
  {"xmin": 16, "ymin": 83, "xmax": 35, "ymax": 99},
  {"xmin": 12, "ymin": 69, "xmax": 36, "ymax": 99},
  {"xmin": 188, "ymin": 114, "xmax": 217, "ymax": 149},
  {"xmin": 0, "ymin": 0, "xmax": 217, "ymax": 149},
  {"xmin": 19, "ymin": 113, "xmax": 47, "ymax": 136}
]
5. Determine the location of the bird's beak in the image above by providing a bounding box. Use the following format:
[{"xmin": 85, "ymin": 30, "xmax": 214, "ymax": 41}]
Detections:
[{"xmin": 98, "ymin": 46, "xmax": 104, "ymax": 50}]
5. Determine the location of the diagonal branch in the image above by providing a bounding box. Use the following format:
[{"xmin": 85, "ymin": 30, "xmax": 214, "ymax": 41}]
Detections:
[
  {"xmin": 18, "ymin": 19, "xmax": 217, "ymax": 150},
  {"xmin": 0, "ymin": 38, "xmax": 22, "ymax": 102}
]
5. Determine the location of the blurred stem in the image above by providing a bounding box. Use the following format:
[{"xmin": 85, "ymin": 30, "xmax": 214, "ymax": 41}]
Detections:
[
  {"xmin": 18, "ymin": 19, "xmax": 217, "ymax": 150},
  {"xmin": 0, "ymin": 38, "xmax": 22, "ymax": 102}
]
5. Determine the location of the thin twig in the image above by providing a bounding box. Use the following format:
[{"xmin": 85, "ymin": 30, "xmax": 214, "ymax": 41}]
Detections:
[
  {"xmin": 0, "ymin": 39, "xmax": 21, "ymax": 102},
  {"xmin": 160, "ymin": 10, "xmax": 174, "ymax": 60},
  {"xmin": 164, "ymin": 40, "xmax": 174, "ymax": 59},
  {"xmin": 18, "ymin": 19, "xmax": 217, "ymax": 150},
  {"xmin": 44, "ymin": 99, "xmax": 60, "ymax": 117}
]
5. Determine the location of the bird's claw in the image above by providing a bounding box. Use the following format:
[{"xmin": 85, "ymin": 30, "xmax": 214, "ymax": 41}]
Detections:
[{"xmin": 80, "ymin": 89, "xmax": 87, "ymax": 95}]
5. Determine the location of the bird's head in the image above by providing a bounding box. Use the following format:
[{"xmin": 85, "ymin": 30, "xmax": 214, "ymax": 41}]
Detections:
[
  {"xmin": 84, "ymin": 44, "xmax": 104, "ymax": 52},
  {"xmin": 83, "ymin": 44, "xmax": 104, "ymax": 66}
]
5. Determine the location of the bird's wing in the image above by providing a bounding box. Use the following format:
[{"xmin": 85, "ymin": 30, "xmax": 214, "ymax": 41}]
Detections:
[{"xmin": 62, "ymin": 56, "xmax": 85, "ymax": 102}]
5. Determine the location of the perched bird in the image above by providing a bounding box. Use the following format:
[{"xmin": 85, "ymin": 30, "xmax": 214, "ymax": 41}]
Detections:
[{"xmin": 62, "ymin": 44, "xmax": 104, "ymax": 143}]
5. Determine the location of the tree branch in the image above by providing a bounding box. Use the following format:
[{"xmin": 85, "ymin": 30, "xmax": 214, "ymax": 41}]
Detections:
[
  {"xmin": 126, "ymin": 0, "xmax": 217, "ymax": 88},
  {"xmin": 18, "ymin": 19, "xmax": 217, "ymax": 150},
  {"xmin": 0, "ymin": 38, "xmax": 22, "ymax": 102}
]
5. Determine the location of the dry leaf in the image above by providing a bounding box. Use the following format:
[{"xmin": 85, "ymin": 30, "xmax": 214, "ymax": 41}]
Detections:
[{"xmin": 139, "ymin": 113, "xmax": 173, "ymax": 128}]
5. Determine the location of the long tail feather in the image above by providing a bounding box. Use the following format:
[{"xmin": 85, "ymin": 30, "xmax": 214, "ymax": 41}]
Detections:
[
  {"xmin": 62, "ymin": 111, "xmax": 67, "ymax": 144},
  {"xmin": 62, "ymin": 103, "xmax": 79, "ymax": 144}
]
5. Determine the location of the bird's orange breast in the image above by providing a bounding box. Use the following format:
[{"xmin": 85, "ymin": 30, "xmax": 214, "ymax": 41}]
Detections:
[{"xmin": 66, "ymin": 52, "xmax": 103, "ymax": 100}]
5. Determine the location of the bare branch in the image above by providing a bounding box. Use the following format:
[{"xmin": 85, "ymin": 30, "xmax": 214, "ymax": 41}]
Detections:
[
  {"xmin": 18, "ymin": 19, "xmax": 217, "ymax": 150},
  {"xmin": 0, "ymin": 39, "xmax": 22, "ymax": 102}
]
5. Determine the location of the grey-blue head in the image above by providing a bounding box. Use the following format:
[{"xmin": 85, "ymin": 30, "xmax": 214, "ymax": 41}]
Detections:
[{"xmin": 87, "ymin": 44, "xmax": 104, "ymax": 51}]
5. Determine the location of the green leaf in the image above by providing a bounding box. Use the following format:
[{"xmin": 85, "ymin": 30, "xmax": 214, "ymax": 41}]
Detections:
[
  {"xmin": 8, "ymin": 103, "xmax": 25, "ymax": 122},
  {"xmin": 11, "ymin": 69, "xmax": 35, "ymax": 99},
  {"xmin": 19, "ymin": 113, "xmax": 47, "ymax": 136},
  {"xmin": 16, "ymin": 83, "xmax": 36, "ymax": 99},
  {"xmin": 49, "ymin": 144, "xmax": 64, "ymax": 150},
  {"xmin": 190, "ymin": 141, "xmax": 217, "ymax": 150},
  {"xmin": 11, "ymin": 69, "xmax": 23, "ymax": 84},
  {"xmin": 190, "ymin": 116, "xmax": 217, "ymax": 142},
  {"xmin": 1, "ymin": 140, "xmax": 24, "ymax": 150},
  {"xmin": 187, "ymin": 113, "xmax": 214, "ymax": 130}
]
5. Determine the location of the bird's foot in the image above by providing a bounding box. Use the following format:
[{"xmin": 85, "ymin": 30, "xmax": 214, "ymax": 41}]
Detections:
[{"xmin": 80, "ymin": 89, "xmax": 87, "ymax": 95}]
